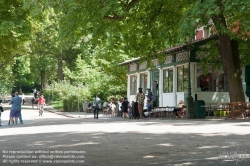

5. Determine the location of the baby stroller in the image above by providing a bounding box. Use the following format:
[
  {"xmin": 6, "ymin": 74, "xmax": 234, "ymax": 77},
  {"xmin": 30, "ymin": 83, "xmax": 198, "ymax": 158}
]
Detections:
[{"xmin": 131, "ymin": 102, "xmax": 140, "ymax": 119}]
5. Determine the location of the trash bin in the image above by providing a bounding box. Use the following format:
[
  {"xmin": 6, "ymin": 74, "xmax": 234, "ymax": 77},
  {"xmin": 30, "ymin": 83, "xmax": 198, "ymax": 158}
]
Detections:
[{"xmin": 194, "ymin": 100, "xmax": 205, "ymax": 118}]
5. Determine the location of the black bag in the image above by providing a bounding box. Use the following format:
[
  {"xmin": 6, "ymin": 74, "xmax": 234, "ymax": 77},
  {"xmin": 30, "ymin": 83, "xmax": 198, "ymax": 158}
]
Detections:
[
  {"xmin": 132, "ymin": 102, "xmax": 139, "ymax": 118},
  {"xmin": 0, "ymin": 106, "xmax": 4, "ymax": 112}
]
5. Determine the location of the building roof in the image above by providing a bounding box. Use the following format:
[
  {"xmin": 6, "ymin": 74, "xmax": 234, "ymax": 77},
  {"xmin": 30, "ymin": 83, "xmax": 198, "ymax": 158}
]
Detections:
[
  {"xmin": 118, "ymin": 57, "xmax": 140, "ymax": 66},
  {"xmin": 118, "ymin": 35, "xmax": 218, "ymax": 66}
]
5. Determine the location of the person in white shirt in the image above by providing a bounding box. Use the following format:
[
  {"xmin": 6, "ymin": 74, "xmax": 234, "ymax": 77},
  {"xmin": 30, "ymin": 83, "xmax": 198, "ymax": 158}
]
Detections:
[
  {"xmin": 21, "ymin": 93, "xmax": 26, "ymax": 105},
  {"xmin": 103, "ymin": 101, "xmax": 108, "ymax": 109}
]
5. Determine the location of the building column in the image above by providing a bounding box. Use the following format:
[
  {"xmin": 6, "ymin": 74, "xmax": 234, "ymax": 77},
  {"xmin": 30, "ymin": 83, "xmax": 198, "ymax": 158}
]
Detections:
[
  {"xmin": 127, "ymin": 74, "xmax": 130, "ymax": 98},
  {"xmin": 137, "ymin": 72, "xmax": 140, "ymax": 89},
  {"xmin": 147, "ymin": 70, "xmax": 151, "ymax": 89},
  {"xmin": 242, "ymin": 67, "xmax": 247, "ymax": 101},
  {"xmin": 158, "ymin": 68, "xmax": 163, "ymax": 107},
  {"xmin": 190, "ymin": 62, "xmax": 195, "ymax": 98},
  {"xmin": 173, "ymin": 65, "xmax": 177, "ymax": 105}
]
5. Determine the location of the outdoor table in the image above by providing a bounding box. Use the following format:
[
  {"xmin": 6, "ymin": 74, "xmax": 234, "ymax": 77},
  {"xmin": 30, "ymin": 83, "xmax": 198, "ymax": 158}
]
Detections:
[{"xmin": 166, "ymin": 106, "xmax": 182, "ymax": 118}]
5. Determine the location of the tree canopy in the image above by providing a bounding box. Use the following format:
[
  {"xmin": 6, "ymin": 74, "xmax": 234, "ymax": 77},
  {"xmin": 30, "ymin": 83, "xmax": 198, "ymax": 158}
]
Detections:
[{"xmin": 1, "ymin": 0, "xmax": 250, "ymax": 102}]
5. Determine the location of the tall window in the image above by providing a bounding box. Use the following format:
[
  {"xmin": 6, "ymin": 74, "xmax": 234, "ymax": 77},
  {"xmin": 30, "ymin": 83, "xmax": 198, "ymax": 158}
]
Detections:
[
  {"xmin": 140, "ymin": 73, "xmax": 148, "ymax": 93},
  {"xmin": 163, "ymin": 68, "xmax": 173, "ymax": 93},
  {"xmin": 130, "ymin": 75, "xmax": 137, "ymax": 95},
  {"xmin": 218, "ymin": 74, "xmax": 229, "ymax": 92},
  {"xmin": 177, "ymin": 65, "xmax": 188, "ymax": 92}
]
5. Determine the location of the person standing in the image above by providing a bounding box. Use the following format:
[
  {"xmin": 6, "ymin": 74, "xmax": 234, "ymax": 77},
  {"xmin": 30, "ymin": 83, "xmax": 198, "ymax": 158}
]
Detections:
[
  {"xmin": 31, "ymin": 97, "xmax": 35, "ymax": 108},
  {"xmin": 33, "ymin": 88, "xmax": 37, "ymax": 98},
  {"xmin": 21, "ymin": 93, "xmax": 26, "ymax": 105},
  {"xmin": 146, "ymin": 88, "xmax": 154, "ymax": 103},
  {"xmin": 121, "ymin": 97, "xmax": 129, "ymax": 119},
  {"xmin": 9, "ymin": 92, "xmax": 22, "ymax": 124},
  {"xmin": 136, "ymin": 87, "xmax": 145, "ymax": 119},
  {"xmin": 93, "ymin": 94, "xmax": 101, "ymax": 119},
  {"xmin": 118, "ymin": 99, "xmax": 122, "ymax": 117},
  {"xmin": 38, "ymin": 95, "xmax": 46, "ymax": 116},
  {"xmin": 0, "ymin": 102, "xmax": 4, "ymax": 126}
]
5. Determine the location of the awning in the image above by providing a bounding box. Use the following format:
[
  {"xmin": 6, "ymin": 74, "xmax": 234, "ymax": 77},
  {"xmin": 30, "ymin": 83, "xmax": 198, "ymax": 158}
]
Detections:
[{"xmin": 245, "ymin": 65, "xmax": 250, "ymax": 97}]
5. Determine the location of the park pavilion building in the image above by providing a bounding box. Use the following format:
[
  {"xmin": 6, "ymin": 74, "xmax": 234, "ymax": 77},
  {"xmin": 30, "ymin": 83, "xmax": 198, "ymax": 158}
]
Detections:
[{"xmin": 119, "ymin": 34, "xmax": 249, "ymax": 107}]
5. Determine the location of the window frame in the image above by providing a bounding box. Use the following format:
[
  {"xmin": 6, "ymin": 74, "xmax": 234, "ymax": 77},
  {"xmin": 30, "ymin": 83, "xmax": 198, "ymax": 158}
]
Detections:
[{"xmin": 163, "ymin": 68, "xmax": 173, "ymax": 93}]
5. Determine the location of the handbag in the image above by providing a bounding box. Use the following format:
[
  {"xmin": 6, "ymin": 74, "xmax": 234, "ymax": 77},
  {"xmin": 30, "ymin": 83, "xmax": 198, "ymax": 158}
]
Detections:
[{"xmin": 0, "ymin": 106, "xmax": 4, "ymax": 112}]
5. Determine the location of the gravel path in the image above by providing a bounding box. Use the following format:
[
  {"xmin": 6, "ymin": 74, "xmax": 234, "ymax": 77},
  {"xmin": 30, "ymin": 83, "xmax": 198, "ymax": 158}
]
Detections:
[{"xmin": 0, "ymin": 95, "xmax": 249, "ymax": 166}]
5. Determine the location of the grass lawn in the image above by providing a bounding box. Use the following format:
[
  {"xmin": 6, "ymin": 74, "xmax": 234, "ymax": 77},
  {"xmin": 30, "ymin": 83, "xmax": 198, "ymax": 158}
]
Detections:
[{"xmin": 50, "ymin": 100, "xmax": 63, "ymax": 110}]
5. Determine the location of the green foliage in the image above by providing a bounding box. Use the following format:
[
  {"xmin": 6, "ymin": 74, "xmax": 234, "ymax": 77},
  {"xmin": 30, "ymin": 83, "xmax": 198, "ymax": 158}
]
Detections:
[
  {"xmin": 0, "ymin": 63, "xmax": 15, "ymax": 94},
  {"xmin": 239, "ymin": 39, "xmax": 250, "ymax": 66},
  {"xmin": 2, "ymin": 0, "xmax": 250, "ymax": 106},
  {"xmin": 0, "ymin": 0, "xmax": 31, "ymax": 61},
  {"xmin": 63, "ymin": 55, "xmax": 126, "ymax": 101},
  {"xmin": 44, "ymin": 81, "xmax": 91, "ymax": 111},
  {"xmin": 196, "ymin": 40, "xmax": 221, "ymax": 74}
]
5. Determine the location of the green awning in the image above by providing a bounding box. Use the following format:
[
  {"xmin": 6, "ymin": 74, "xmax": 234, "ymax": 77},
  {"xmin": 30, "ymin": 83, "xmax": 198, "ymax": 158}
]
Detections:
[{"xmin": 245, "ymin": 65, "xmax": 250, "ymax": 97}]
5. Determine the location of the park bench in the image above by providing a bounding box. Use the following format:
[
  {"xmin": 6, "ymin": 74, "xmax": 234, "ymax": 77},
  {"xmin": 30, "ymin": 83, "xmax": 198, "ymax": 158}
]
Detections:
[{"xmin": 147, "ymin": 106, "xmax": 186, "ymax": 119}]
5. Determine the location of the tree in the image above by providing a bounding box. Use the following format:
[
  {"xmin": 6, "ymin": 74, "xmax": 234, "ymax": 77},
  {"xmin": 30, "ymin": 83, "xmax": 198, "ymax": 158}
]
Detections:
[
  {"xmin": 0, "ymin": 0, "xmax": 31, "ymax": 67},
  {"xmin": 180, "ymin": 0, "xmax": 250, "ymax": 102},
  {"xmin": 53, "ymin": 0, "xmax": 250, "ymax": 102}
]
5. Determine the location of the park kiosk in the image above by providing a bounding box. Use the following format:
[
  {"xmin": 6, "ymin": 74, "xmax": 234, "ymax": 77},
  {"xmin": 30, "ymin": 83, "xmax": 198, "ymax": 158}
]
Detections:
[{"xmin": 119, "ymin": 35, "xmax": 249, "ymax": 112}]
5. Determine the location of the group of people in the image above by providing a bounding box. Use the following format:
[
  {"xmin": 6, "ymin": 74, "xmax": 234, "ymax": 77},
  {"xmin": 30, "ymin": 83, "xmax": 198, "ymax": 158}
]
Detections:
[
  {"xmin": 91, "ymin": 88, "xmax": 154, "ymax": 120},
  {"xmin": 91, "ymin": 95, "xmax": 119, "ymax": 119},
  {"xmin": 89, "ymin": 86, "xmax": 186, "ymax": 120},
  {"xmin": 8, "ymin": 92, "xmax": 23, "ymax": 125},
  {"xmin": 0, "ymin": 89, "xmax": 47, "ymax": 126}
]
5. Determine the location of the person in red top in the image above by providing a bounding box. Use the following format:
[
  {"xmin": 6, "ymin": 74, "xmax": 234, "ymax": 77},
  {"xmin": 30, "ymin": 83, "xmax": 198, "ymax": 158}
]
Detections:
[{"xmin": 38, "ymin": 95, "xmax": 46, "ymax": 116}]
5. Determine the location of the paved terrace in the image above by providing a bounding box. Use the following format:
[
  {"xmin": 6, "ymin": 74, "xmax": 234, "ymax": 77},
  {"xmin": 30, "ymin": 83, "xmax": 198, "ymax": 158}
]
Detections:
[{"xmin": 0, "ymin": 95, "xmax": 249, "ymax": 166}]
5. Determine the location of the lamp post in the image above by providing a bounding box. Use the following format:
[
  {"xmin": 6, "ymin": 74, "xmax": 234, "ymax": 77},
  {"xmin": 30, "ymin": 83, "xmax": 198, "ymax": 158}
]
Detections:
[{"xmin": 186, "ymin": 36, "xmax": 194, "ymax": 119}]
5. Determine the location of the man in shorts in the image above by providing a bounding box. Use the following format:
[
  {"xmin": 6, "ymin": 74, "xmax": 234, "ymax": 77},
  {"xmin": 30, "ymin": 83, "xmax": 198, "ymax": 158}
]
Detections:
[{"xmin": 9, "ymin": 92, "xmax": 22, "ymax": 124}]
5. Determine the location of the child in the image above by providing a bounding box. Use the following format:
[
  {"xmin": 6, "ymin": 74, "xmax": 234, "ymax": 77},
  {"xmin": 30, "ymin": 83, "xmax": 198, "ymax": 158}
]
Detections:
[{"xmin": 31, "ymin": 97, "xmax": 35, "ymax": 108}]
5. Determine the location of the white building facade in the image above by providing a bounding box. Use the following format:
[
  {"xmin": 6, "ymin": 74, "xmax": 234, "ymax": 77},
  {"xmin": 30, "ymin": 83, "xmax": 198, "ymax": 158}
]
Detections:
[{"xmin": 120, "ymin": 36, "xmax": 249, "ymax": 107}]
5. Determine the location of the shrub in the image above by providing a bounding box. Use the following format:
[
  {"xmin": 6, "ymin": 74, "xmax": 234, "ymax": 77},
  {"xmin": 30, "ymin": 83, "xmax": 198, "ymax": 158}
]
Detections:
[{"xmin": 44, "ymin": 81, "xmax": 91, "ymax": 111}]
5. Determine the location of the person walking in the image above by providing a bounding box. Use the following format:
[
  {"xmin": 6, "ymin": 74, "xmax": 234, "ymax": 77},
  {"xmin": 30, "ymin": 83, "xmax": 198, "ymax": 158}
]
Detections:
[
  {"xmin": 121, "ymin": 97, "xmax": 129, "ymax": 119},
  {"xmin": 93, "ymin": 94, "xmax": 101, "ymax": 119},
  {"xmin": 38, "ymin": 95, "xmax": 46, "ymax": 116},
  {"xmin": 9, "ymin": 92, "xmax": 22, "ymax": 125},
  {"xmin": 136, "ymin": 87, "xmax": 145, "ymax": 119}
]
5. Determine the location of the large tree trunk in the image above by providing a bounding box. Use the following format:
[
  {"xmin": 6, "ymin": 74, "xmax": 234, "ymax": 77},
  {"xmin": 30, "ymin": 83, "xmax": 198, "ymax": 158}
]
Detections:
[
  {"xmin": 40, "ymin": 70, "xmax": 44, "ymax": 93},
  {"xmin": 212, "ymin": 3, "xmax": 245, "ymax": 102},
  {"xmin": 43, "ymin": 70, "xmax": 49, "ymax": 89},
  {"xmin": 217, "ymin": 34, "xmax": 245, "ymax": 102},
  {"xmin": 58, "ymin": 56, "xmax": 64, "ymax": 81}
]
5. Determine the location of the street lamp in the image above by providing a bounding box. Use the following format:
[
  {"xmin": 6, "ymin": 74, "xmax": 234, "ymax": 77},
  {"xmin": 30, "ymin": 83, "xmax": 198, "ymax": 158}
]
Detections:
[{"xmin": 186, "ymin": 36, "xmax": 194, "ymax": 119}]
